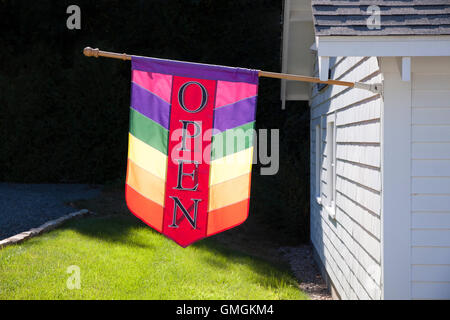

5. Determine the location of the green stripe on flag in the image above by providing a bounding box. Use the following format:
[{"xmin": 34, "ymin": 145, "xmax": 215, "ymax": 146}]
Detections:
[
  {"xmin": 129, "ymin": 108, "xmax": 168, "ymax": 155},
  {"xmin": 211, "ymin": 121, "xmax": 255, "ymax": 161}
]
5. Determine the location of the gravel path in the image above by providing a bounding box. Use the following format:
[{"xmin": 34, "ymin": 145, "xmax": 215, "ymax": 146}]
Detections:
[
  {"xmin": 279, "ymin": 245, "xmax": 332, "ymax": 300},
  {"xmin": 0, "ymin": 183, "xmax": 101, "ymax": 240}
]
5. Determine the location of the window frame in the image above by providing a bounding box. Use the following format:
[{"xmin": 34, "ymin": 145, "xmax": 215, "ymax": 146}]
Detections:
[
  {"xmin": 325, "ymin": 117, "xmax": 336, "ymax": 219},
  {"xmin": 315, "ymin": 123, "xmax": 322, "ymax": 205}
]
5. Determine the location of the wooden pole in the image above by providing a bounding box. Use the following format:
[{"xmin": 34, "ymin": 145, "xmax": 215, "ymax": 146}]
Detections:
[
  {"xmin": 257, "ymin": 70, "xmax": 354, "ymax": 87},
  {"xmin": 83, "ymin": 47, "xmax": 381, "ymax": 93}
]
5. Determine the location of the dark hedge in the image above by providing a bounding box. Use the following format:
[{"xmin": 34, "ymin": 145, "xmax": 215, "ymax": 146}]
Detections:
[{"xmin": 0, "ymin": 0, "xmax": 310, "ymax": 243}]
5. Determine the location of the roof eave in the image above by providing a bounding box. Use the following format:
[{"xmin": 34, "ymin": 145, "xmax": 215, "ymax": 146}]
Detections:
[{"xmin": 316, "ymin": 35, "xmax": 450, "ymax": 57}]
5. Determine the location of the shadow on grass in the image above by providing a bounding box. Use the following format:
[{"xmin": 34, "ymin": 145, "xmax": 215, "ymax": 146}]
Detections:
[
  {"xmin": 63, "ymin": 215, "xmax": 157, "ymax": 250},
  {"xmin": 61, "ymin": 214, "xmax": 300, "ymax": 294},
  {"xmin": 193, "ymin": 239, "xmax": 298, "ymax": 292}
]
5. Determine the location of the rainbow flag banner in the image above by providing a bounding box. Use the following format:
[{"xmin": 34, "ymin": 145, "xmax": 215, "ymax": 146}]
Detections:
[{"xmin": 125, "ymin": 56, "xmax": 259, "ymax": 247}]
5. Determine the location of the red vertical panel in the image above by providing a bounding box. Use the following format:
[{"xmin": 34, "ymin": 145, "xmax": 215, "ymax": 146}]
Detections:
[{"xmin": 162, "ymin": 76, "xmax": 216, "ymax": 247}]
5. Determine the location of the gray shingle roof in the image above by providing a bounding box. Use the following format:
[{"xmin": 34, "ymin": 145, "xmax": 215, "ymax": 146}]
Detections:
[{"xmin": 312, "ymin": 0, "xmax": 450, "ymax": 36}]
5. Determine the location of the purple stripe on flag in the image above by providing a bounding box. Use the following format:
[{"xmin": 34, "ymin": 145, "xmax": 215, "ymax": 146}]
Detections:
[
  {"xmin": 132, "ymin": 56, "xmax": 259, "ymax": 84},
  {"xmin": 213, "ymin": 96, "xmax": 257, "ymax": 132},
  {"xmin": 131, "ymin": 83, "xmax": 170, "ymax": 129}
]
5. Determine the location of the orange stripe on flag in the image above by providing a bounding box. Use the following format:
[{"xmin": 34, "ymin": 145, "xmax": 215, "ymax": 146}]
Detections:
[
  {"xmin": 126, "ymin": 159, "xmax": 165, "ymax": 206},
  {"xmin": 208, "ymin": 173, "xmax": 251, "ymax": 211},
  {"xmin": 207, "ymin": 199, "xmax": 250, "ymax": 236},
  {"xmin": 125, "ymin": 184, "xmax": 164, "ymax": 232}
]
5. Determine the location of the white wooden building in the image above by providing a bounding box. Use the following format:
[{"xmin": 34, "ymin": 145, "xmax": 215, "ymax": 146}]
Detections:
[{"xmin": 283, "ymin": 0, "xmax": 450, "ymax": 299}]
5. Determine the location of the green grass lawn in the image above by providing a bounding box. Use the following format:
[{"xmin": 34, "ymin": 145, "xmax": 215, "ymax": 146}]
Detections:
[{"xmin": 0, "ymin": 215, "xmax": 308, "ymax": 300}]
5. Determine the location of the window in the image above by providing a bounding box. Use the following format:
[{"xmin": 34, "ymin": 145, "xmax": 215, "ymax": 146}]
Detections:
[
  {"xmin": 326, "ymin": 120, "xmax": 336, "ymax": 219},
  {"xmin": 315, "ymin": 124, "xmax": 322, "ymax": 205}
]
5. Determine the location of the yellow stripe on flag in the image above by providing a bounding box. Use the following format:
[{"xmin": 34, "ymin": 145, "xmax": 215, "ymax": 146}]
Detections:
[
  {"xmin": 128, "ymin": 133, "xmax": 168, "ymax": 181},
  {"xmin": 209, "ymin": 173, "xmax": 251, "ymax": 211},
  {"xmin": 126, "ymin": 159, "xmax": 166, "ymax": 206},
  {"xmin": 209, "ymin": 147, "xmax": 253, "ymax": 186}
]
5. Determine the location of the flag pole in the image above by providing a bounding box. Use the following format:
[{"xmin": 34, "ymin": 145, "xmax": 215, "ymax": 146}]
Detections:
[{"xmin": 83, "ymin": 47, "xmax": 381, "ymax": 93}]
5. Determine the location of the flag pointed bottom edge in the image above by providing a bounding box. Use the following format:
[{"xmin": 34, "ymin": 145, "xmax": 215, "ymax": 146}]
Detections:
[{"xmin": 126, "ymin": 55, "xmax": 258, "ymax": 248}]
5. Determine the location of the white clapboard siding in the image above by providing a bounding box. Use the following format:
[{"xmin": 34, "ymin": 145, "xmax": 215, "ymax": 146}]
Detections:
[
  {"xmin": 336, "ymin": 207, "xmax": 381, "ymax": 264},
  {"xmin": 311, "ymin": 207, "xmax": 350, "ymax": 299},
  {"xmin": 412, "ymin": 125, "xmax": 450, "ymax": 142},
  {"xmin": 336, "ymin": 97, "xmax": 381, "ymax": 126},
  {"xmin": 336, "ymin": 160, "xmax": 381, "ymax": 191},
  {"xmin": 412, "ymin": 160, "xmax": 450, "ymax": 177},
  {"xmin": 336, "ymin": 192, "xmax": 381, "ymax": 240},
  {"xmin": 412, "ymin": 143, "xmax": 450, "ymax": 159},
  {"xmin": 412, "ymin": 91, "xmax": 450, "ymax": 108},
  {"xmin": 412, "ymin": 108, "xmax": 450, "ymax": 125},
  {"xmin": 412, "ymin": 247, "xmax": 450, "ymax": 265},
  {"xmin": 310, "ymin": 55, "xmax": 382, "ymax": 300},
  {"xmin": 412, "ymin": 177, "xmax": 450, "ymax": 194},
  {"xmin": 412, "ymin": 283, "xmax": 450, "ymax": 300},
  {"xmin": 311, "ymin": 67, "xmax": 381, "ymax": 118},
  {"xmin": 336, "ymin": 144, "xmax": 380, "ymax": 168},
  {"xmin": 312, "ymin": 202, "xmax": 380, "ymax": 299},
  {"xmin": 410, "ymin": 61, "xmax": 450, "ymax": 300},
  {"xmin": 412, "ymin": 265, "xmax": 450, "ymax": 282},
  {"xmin": 412, "ymin": 195, "xmax": 450, "ymax": 211},
  {"xmin": 336, "ymin": 177, "xmax": 381, "ymax": 215},
  {"xmin": 336, "ymin": 123, "xmax": 380, "ymax": 144},
  {"xmin": 412, "ymin": 213, "xmax": 450, "ymax": 229},
  {"xmin": 412, "ymin": 74, "xmax": 450, "ymax": 91},
  {"xmin": 411, "ymin": 57, "xmax": 450, "ymax": 74},
  {"xmin": 312, "ymin": 88, "xmax": 381, "ymax": 120},
  {"xmin": 412, "ymin": 230, "xmax": 450, "ymax": 247}
]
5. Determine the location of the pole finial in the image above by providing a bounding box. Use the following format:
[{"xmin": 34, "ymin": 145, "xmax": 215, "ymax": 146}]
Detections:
[{"xmin": 83, "ymin": 47, "xmax": 100, "ymax": 58}]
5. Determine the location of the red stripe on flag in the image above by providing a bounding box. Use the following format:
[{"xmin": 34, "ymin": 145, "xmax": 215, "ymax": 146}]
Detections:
[
  {"xmin": 125, "ymin": 184, "xmax": 164, "ymax": 232},
  {"xmin": 207, "ymin": 199, "xmax": 250, "ymax": 237}
]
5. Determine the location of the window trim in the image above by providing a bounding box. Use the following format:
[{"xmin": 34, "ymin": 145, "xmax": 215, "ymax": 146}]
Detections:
[
  {"xmin": 315, "ymin": 123, "xmax": 322, "ymax": 205},
  {"xmin": 325, "ymin": 117, "xmax": 336, "ymax": 219}
]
